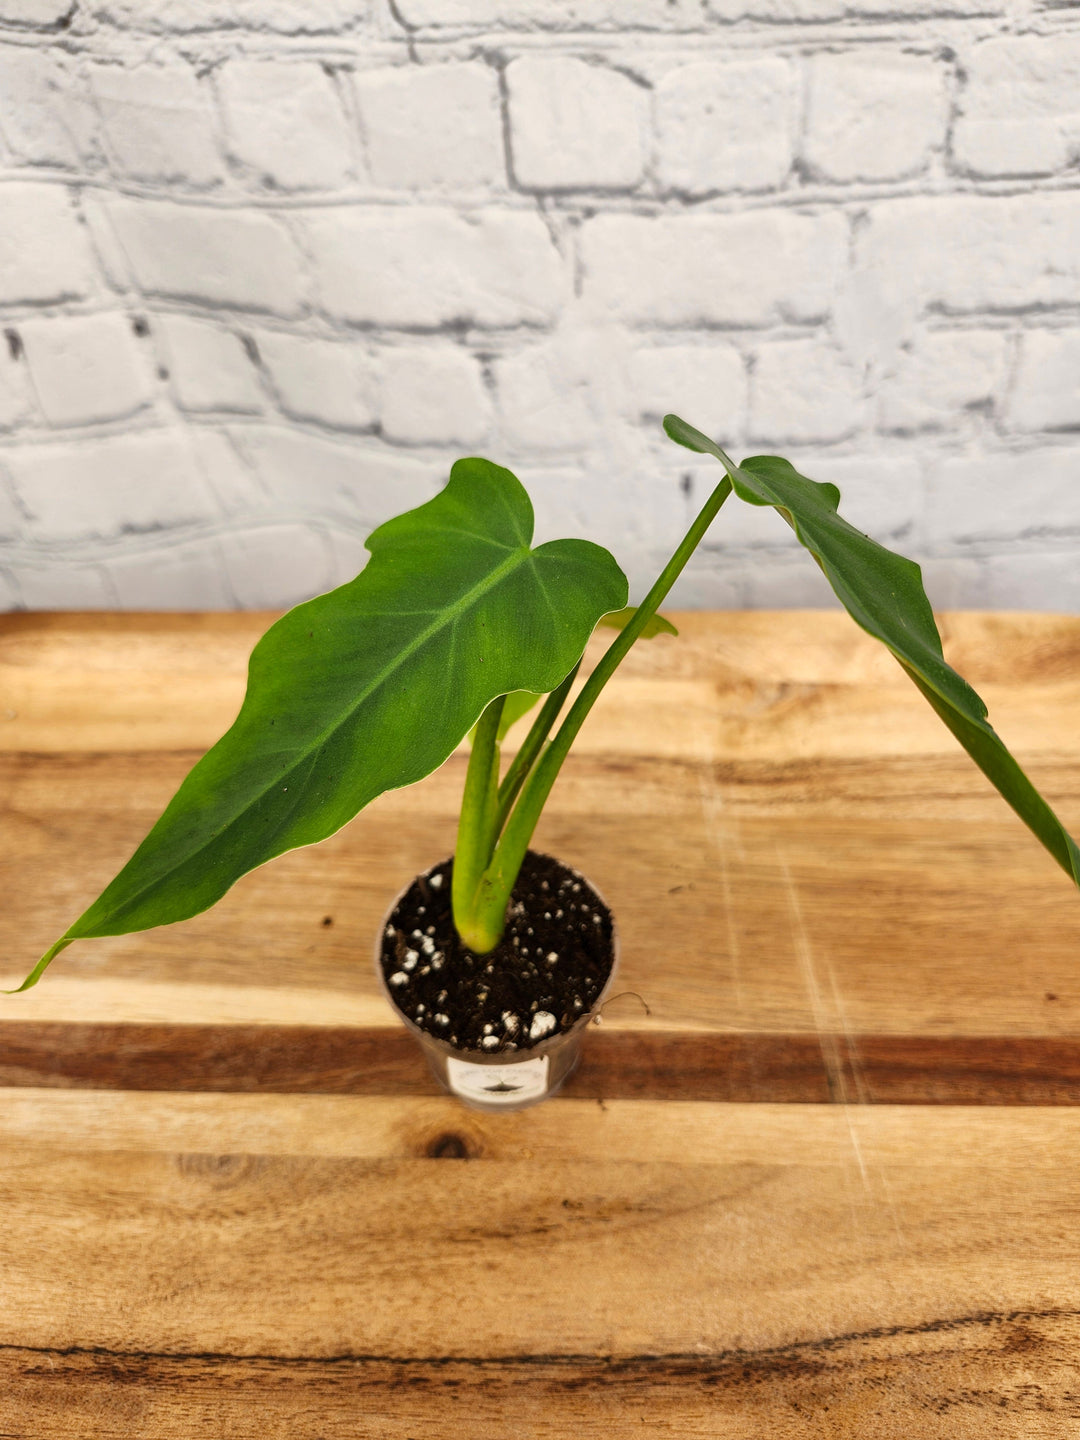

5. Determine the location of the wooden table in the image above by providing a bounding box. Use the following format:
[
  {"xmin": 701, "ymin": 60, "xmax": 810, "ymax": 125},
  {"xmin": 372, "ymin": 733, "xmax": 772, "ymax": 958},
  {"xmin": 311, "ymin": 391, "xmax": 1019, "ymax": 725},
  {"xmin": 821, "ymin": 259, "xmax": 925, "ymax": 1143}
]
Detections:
[{"xmin": 2, "ymin": 610, "xmax": 1080, "ymax": 1436}]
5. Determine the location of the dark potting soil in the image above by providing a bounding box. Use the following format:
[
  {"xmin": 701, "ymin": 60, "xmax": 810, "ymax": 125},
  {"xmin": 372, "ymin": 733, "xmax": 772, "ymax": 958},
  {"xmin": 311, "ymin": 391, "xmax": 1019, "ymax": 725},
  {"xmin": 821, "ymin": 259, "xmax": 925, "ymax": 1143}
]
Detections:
[{"xmin": 378, "ymin": 851, "xmax": 615, "ymax": 1055}]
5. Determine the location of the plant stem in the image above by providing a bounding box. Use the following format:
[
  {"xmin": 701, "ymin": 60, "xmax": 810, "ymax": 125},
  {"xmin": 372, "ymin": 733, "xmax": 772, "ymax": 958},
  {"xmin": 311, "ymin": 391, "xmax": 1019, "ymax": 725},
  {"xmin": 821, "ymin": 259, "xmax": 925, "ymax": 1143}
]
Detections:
[
  {"xmin": 494, "ymin": 662, "xmax": 581, "ymax": 834},
  {"xmin": 452, "ymin": 693, "xmax": 505, "ymax": 939},
  {"xmin": 468, "ymin": 473, "xmax": 735, "ymax": 949}
]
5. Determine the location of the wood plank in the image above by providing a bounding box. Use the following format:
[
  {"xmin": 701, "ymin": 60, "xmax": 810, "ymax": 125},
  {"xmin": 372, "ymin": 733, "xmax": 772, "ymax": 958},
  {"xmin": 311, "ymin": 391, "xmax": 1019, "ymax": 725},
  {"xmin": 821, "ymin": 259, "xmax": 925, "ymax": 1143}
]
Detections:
[
  {"xmin": 2, "ymin": 612, "xmax": 1079, "ymax": 1042},
  {"xmin": 5, "ymin": 1313, "xmax": 1080, "ymax": 1439},
  {"xmin": 3, "ymin": 1090, "xmax": 1080, "ymax": 1433},
  {"xmin": 8, "ymin": 1022, "xmax": 1080, "ymax": 1104}
]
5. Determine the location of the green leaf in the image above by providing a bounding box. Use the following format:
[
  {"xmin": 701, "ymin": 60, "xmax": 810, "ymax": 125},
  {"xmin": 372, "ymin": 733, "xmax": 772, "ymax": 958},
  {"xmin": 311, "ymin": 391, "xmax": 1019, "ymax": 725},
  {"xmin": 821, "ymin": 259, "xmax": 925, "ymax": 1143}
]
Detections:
[
  {"xmin": 598, "ymin": 606, "xmax": 679, "ymax": 639},
  {"xmin": 664, "ymin": 413, "xmax": 1080, "ymax": 890},
  {"xmin": 17, "ymin": 457, "xmax": 628, "ymax": 990}
]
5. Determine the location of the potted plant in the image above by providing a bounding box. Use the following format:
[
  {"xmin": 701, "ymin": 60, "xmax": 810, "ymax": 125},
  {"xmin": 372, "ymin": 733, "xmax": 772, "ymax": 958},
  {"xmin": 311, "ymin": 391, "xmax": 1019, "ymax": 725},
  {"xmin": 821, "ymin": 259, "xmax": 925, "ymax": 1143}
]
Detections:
[{"xmin": 10, "ymin": 416, "xmax": 1080, "ymax": 1109}]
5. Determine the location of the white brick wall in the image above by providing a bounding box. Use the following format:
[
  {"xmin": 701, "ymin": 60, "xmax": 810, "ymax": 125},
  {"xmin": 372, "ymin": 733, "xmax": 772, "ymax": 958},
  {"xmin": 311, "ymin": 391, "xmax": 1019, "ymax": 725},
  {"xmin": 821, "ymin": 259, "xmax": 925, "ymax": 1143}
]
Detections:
[
  {"xmin": 352, "ymin": 63, "xmax": 504, "ymax": 191},
  {"xmin": 507, "ymin": 58, "xmax": 648, "ymax": 192},
  {"xmin": 802, "ymin": 52, "xmax": 947, "ymax": 183},
  {"xmin": 20, "ymin": 311, "xmax": 153, "ymax": 425},
  {"xmin": 0, "ymin": 7, "xmax": 1078, "ymax": 613},
  {"xmin": 952, "ymin": 35, "xmax": 1080, "ymax": 178},
  {"xmin": 654, "ymin": 59, "xmax": 797, "ymax": 195},
  {"xmin": 88, "ymin": 60, "xmax": 224, "ymax": 188},
  {"xmin": 215, "ymin": 60, "xmax": 355, "ymax": 191}
]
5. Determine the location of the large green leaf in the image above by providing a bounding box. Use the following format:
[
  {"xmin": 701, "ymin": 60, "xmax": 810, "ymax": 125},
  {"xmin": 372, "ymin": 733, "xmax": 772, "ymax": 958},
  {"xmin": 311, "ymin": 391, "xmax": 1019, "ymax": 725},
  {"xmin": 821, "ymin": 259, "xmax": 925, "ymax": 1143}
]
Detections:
[
  {"xmin": 664, "ymin": 413, "xmax": 1080, "ymax": 889},
  {"xmin": 18, "ymin": 457, "xmax": 628, "ymax": 989}
]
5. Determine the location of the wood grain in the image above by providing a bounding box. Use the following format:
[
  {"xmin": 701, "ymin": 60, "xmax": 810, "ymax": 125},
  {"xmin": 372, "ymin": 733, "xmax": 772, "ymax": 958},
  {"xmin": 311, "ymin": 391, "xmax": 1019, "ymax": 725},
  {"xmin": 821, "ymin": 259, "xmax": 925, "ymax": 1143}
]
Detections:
[
  {"xmin": 3, "ymin": 611, "xmax": 1080, "ymax": 1436},
  {"xmin": 7, "ymin": 1022, "xmax": 1080, "ymax": 1103},
  {"xmin": 5, "ymin": 1313, "xmax": 1080, "ymax": 1440},
  {"xmin": 3, "ymin": 1090, "xmax": 1080, "ymax": 1436}
]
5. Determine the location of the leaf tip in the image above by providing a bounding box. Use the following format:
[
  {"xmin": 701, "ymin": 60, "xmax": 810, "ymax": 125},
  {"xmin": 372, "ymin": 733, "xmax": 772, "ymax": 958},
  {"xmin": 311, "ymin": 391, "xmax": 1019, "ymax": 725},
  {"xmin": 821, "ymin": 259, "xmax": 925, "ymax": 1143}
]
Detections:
[{"xmin": 3, "ymin": 938, "xmax": 72, "ymax": 995}]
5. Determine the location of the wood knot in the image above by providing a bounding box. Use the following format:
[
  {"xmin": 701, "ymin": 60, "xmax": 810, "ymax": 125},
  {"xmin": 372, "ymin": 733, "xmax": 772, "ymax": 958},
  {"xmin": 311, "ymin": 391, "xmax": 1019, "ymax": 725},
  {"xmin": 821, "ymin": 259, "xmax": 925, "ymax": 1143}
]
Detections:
[
  {"xmin": 426, "ymin": 1132, "xmax": 471, "ymax": 1160},
  {"xmin": 177, "ymin": 1153, "xmax": 255, "ymax": 1185}
]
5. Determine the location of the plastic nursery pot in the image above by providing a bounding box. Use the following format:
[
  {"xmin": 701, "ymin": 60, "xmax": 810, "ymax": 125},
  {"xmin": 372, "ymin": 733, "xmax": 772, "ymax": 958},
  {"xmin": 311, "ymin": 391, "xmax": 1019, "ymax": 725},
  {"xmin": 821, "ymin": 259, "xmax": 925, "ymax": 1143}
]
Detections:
[{"xmin": 375, "ymin": 851, "xmax": 618, "ymax": 1112}]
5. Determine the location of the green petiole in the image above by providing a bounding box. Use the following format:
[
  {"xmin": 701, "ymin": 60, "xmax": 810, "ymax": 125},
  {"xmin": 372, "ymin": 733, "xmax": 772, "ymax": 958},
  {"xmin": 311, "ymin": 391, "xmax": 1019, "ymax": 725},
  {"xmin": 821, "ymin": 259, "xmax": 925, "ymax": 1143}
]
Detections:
[{"xmin": 452, "ymin": 472, "xmax": 734, "ymax": 953}]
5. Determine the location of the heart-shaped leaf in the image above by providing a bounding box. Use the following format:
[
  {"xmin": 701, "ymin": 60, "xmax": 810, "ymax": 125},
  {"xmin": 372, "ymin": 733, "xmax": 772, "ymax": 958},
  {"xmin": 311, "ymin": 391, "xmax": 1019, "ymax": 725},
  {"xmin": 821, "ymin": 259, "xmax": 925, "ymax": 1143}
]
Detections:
[
  {"xmin": 19, "ymin": 457, "xmax": 628, "ymax": 989},
  {"xmin": 665, "ymin": 413, "xmax": 1080, "ymax": 888}
]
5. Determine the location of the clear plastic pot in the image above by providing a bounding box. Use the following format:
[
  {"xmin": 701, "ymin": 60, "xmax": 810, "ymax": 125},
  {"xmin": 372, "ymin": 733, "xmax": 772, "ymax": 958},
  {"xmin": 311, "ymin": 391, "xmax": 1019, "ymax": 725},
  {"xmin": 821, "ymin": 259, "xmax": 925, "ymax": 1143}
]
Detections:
[{"xmin": 375, "ymin": 854, "xmax": 618, "ymax": 1112}]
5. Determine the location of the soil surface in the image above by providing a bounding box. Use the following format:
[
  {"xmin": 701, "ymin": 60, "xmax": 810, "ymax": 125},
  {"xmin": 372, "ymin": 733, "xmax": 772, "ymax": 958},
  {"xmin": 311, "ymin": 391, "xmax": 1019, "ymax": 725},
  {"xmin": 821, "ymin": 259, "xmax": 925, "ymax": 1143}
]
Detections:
[{"xmin": 378, "ymin": 851, "xmax": 615, "ymax": 1055}]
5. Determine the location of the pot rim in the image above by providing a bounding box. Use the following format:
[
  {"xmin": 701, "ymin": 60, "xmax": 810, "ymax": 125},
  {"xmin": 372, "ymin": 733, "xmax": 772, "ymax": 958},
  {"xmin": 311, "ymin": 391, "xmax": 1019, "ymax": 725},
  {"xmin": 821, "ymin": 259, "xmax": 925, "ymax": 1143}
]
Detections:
[{"xmin": 374, "ymin": 850, "xmax": 619, "ymax": 1067}]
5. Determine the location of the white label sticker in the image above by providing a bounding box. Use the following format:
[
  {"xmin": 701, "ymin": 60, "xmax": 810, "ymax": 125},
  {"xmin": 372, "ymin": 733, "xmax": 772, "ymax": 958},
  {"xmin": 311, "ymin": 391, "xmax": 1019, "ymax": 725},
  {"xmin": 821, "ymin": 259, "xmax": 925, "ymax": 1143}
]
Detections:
[{"xmin": 446, "ymin": 1054, "xmax": 550, "ymax": 1106}]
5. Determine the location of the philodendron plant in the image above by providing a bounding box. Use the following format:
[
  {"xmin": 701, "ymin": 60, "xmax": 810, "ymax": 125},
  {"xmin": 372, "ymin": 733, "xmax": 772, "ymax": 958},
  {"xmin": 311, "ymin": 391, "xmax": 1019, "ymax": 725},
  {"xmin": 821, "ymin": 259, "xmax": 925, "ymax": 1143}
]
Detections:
[{"xmin": 13, "ymin": 415, "xmax": 1080, "ymax": 1007}]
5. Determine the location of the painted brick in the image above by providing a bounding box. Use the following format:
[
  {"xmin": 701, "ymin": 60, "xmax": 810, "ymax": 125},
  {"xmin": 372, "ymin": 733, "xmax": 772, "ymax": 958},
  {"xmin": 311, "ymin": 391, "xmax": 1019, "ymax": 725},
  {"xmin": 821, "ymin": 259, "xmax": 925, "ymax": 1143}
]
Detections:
[
  {"xmin": 1008, "ymin": 330, "xmax": 1080, "ymax": 433},
  {"xmin": 738, "ymin": 551, "xmax": 839, "ymax": 609},
  {"xmin": 233, "ymin": 427, "xmax": 441, "ymax": 527},
  {"xmin": 856, "ymin": 194, "xmax": 1080, "ymax": 318},
  {"xmin": 16, "ymin": 563, "xmax": 115, "ymax": 609},
  {"xmin": 878, "ymin": 330, "xmax": 1007, "ymax": 434},
  {"xmin": 88, "ymin": 61, "xmax": 223, "ymax": 188},
  {"xmin": 953, "ymin": 35, "xmax": 1080, "ymax": 178},
  {"xmin": 108, "ymin": 539, "xmax": 233, "ymax": 610},
  {"xmin": 852, "ymin": 0, "xmax": 999, "ymax": 14},
  {"xmin": 582, "ymin": 211, "xmax": 846, "ymax": 328},
  {"xmin": 621, "ymin": 466, "xmax": 704, "ymax": 554},
  {"xmin": 324, "ymin": 528, "xmax": 369, "ymax": 587},
  {"xmin": 929, "ymin": 447, "xmax": 1080, "ymax": 544},
  {"xmin": 0, "ymin": 47, "xmax": 93, "ymax": 168},
  {"xmin": 0, "ymin": 0, "xmax": 74, "ymax": 23},
  {"xmin": 0, "ymin": 183, "xmax": 98, "ymax": 304},
  {"xmin": 215, "ymin": 60, "xmax": 353, "ymax": 191},
  {"xmin": 722, "ymin": 0, "xmax": 995, "ymax": 18},
  {"xmin": 625, "ymin": 341, "xmax": 746, "ymax": 438},
  {"xmin": 19, "ymin": 312, "xmax": 153, "ymax": 427},
  {"xmin": 0, "ymin": 2, "xmax": 1074, "ymax": 616},
  {"xmin": 219, "ymin": 523, "xmax": 332, "ymax": 608},
  {"xmin": 977, "ymin": 547, "xmax": 1080, "ymax": 611},
  {"xmin": 0, "ymin": 340, "xmax": 33, "ymax": 429},
  {"xmin": 0, "ymin": 474, "xmax": 20, "ymax": 538},
  {"xmin": 803, "ymin": 52, "xmax": 946, "ymax": 183},
  {"xmin": 913, "ymin": 555, "xmax": 985, "ymax": 611},
  {"xmin": 524, "ymin": 463, "xmax": 624, "ymax": 547},
  {"xmin": 92, "ymin": 0, "xmax": 369, "ymax": 33},
  {"xmin": 506, "ymin": 57, "xmax": 647, "ymax": 191},
  {"xmin": 750, "ymin": 339, "xmax": 865, "ymax": 445},
  {"xmin": 156, "ymin": 314, "xmax": 264, "ymax": 414},
  {"xmin": 257, "ymin": 330, "xmax": 376, "ymax": 431},
  {"xmin": 798, "ymin": 454, "xmax": 923, "ymax": 539},
  {"xmin": 353, "ymin": 63, "xmax": 504, "ymax": 191},
  {"xmin": 710, "ymin": 0, "xmax": 842, "ymax": 19},
  {"xmin": 6, "ymin": 431, "xmax": 220, "ymax": 542},
  {"xmin": 79, "ymin": 200, "xmax": 133, "ymax": 292},
  {"xmin": 494, "ymin": 340, "xmax": 595, "ymax": 451},
  {"xmin": 666, "ymin": 559, "xmax": 743, "ymax": 610},
  {"xmin": 380, "ymin": 345, "xmax": 490, "ymax": 446},
  {"xmin": 306, "ymin": 206, "xmax": 564, "ymax": 328},
  {"xmin": 655, "ymin": 59, "xmax": 796, "ymax": 195},
  {"xmin": 922, "ymin": 547, "xmax": 1080, "ymax": 611},
  {"xmin": 98, "ymin": 198, "xmax": 305, "ymax": 315},
  {"xmin": 188, "ymin": 428, "xmax": 266, "ymax": 517},
  {"xmin": 395, "ymin": 0, "xmax": 706, "ymax": 26}
]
